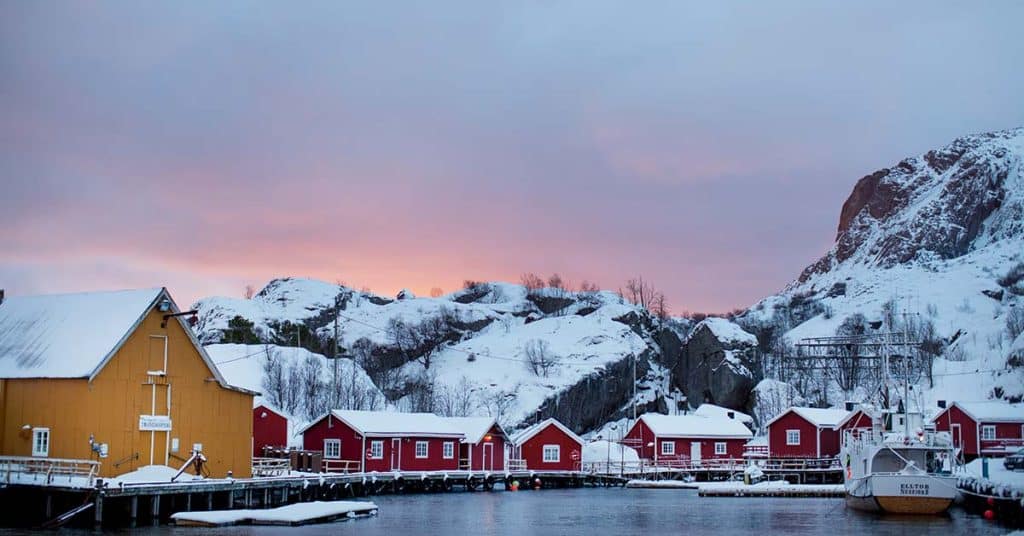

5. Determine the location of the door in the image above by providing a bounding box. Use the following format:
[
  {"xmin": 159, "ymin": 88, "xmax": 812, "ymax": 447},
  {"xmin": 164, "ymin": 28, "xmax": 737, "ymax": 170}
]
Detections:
[
  {"xmin": 690, "ymin": 441, "xmax": 702, "ymax": 465},
  {"xmin": 142, "ymin": 381, "xmax": 171, "ymax": 466},
  {"xmin": 391, "ymin": 438, "xmax": 402, "ymax": 470},
  {"xmin": 482, "ymin": 443, "xmax": 493, "ymax": 471},
  {"xmin": 951, "ymin": 424, "xmax": 962, "ymax": 450}
]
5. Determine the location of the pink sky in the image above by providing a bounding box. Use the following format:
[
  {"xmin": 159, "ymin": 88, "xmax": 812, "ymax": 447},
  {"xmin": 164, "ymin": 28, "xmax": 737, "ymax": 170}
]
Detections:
[{"xmin": 2, "ymin": 3, "xmax": 1023, "ymax": 312}]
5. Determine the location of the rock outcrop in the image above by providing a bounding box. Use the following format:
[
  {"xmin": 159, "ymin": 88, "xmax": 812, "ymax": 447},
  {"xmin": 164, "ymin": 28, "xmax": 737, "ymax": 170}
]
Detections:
[{"xmin": 674, "ymin": 318, "xmax": 759, "ymax": 411}]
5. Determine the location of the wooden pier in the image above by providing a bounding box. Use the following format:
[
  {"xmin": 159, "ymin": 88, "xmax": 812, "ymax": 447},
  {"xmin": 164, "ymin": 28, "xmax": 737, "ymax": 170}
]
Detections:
[{"xmin": 0, "ymin": 469, "xmax": 627, "ymax": 530}]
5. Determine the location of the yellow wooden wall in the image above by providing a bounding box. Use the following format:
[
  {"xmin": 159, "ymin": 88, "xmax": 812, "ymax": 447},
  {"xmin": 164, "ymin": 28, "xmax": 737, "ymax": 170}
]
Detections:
[{"xmin": 0, "ymin": 306, "xmax": 253, "ymax": 478}]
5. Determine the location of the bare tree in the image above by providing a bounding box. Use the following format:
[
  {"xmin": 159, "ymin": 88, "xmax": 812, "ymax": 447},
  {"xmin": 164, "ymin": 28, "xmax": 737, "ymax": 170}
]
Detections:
[
  {"xmin": 434, "ymin": 378, "xmax": 478, "ymax": 417},
  {"xmin": 261, "ymin": 346, "xmax": 287, "ymax": 410},
  {"xmin": 520, "ymin": 272, "xmax": 545, "ymax": 291},
  {"xmin": 548, "ymin": 273, "xmax": 566, "ymax": 293},
  {"xmin": 480, "ymin": 387, "xmax": 518, "ymax": 427},
  {"xmin": 300, "ymin": 355, "xmax": 325, "ymax": 420},
  {"xmin": 430, "ymin": 287, "xmax": 444, "ymax": 298},
  {"xmin": 622, "ymin": 276, "xmax": 667, "ymax": 317},
  {"xmin": 337, "ymin": 359, "xmax": 383, "ymax": 411},
  {"xmin": 524, "ymin": 339, "xmax": 560, "ymax": 377},
  {"xmin": 1007, "ymin": 307, "xmax": 1024, "ymax": 341},
  {"xmin": 244, "ymin": 284, "xmax": 256, "ymax": 299},
  {"xmin": 283, "ymin": 361, "xmax": 303, "ymax": 415},
  {"xmin": 578, "ymin": 280, "xmax": 600, "ymax": 294}
]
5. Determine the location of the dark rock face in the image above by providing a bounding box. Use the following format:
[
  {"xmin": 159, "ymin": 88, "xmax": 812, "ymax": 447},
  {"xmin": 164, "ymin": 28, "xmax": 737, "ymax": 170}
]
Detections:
[
  {"xmin": 673, "ymin": 323, "xmax": 757, "ymax": 411},
  {"xmin": 800, "ymin": 128, "xmax": 1024, "ymax": 283}
]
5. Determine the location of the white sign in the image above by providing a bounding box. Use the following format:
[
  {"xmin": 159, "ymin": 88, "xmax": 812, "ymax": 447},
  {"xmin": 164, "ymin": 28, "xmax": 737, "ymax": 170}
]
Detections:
[{"xmin": 139, "ymin": 415, "xmax": 172, "ymax": 431}]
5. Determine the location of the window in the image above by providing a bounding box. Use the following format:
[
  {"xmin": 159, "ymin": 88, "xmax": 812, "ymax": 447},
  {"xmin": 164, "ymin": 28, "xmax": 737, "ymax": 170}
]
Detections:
[
  {"xmin": 415, "ymin": 441, "xmax": 429, "ymax": 458},
  {"xmin": 370, "ymin": 440, "xmax": 384, "ymax": 459},
  {"xmin": 32, "ymin": 428, "xmax": 50, "ymax": 457},
  {"xmin": 542, "ymin": 444, "xmax": 560, "ymax": 462},
  {"xmin": 786, "ymin": 430, "xmax": 800, "ymax": 446},
  {"xmin": 323, "ymin": 439, "xmax": 340, "ymax": 459},
  {"xmin": 981, "ymin": 425, "xmax": 996, "ymax": 440},
  {"xmin": 715, "ymin": 442, "xmax": 727, "ymax": 455},
  {"xmin": 443, "ymin": 441, "xmax": 455, "ymax": 459},
  {"xmin": 661, "ymin": 441, "xmax": 675, "ymax": 455}
]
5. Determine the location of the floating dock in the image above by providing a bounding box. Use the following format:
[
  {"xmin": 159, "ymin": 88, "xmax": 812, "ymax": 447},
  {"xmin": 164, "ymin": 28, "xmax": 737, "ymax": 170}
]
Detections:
[
  {"xmin": 697, "ymin": 483, "xmax": 844, "ymax": 497},
  {"xmin": 170, "ymin": 500, "xmax": 378, "ymax": 527}
]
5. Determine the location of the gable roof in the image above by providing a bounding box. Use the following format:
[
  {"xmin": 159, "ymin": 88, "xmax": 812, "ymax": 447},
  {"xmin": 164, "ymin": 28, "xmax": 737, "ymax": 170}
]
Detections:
[
  {"xmin": 0, "ymin": 287, "xmax": 255, "ymax": 395},
  {"xmin": 836, "ymin": 407, "xmax": 875, "ymax": 429},
  {"xmin": 945, "ymin": 401, "xmax": 1024, "ymax": 423},
  {"xmin": 510, "ymin": 418, "xmax": 584, "ymax": 447},
  {"xmin": 638, "ymin": 413, "xmax": 753, "ymax": 439},
  {"xmin": 300, "ymin": 410, "xmax": 464, "ymax": 438},
  {"xmin": 766, "ymin": 407, "xmax": 849, "ymax": 429},
  {"xmin": 693, "ymin": 403, "xmax": 754, "ymax": 424},
  {"xmin": 444, "ymin": 417, "xmax": 504, "ymax": 444}
]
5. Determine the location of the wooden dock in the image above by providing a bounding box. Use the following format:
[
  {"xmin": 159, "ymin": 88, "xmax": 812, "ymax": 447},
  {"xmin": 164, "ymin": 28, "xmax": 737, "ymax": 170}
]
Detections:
[
  {"xmin": 698, "ymin": 484, "xmax": 844, "ymax": 497},
  {"xmin": 0, "ymin": 469, "xmax": 626, "ymax": 530}
]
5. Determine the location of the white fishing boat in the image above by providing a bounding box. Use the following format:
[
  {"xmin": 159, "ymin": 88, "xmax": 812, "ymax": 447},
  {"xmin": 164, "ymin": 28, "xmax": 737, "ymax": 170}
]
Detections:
[{"xmin": 841, "ymin": 422, "xmax": 957, "ymax": 514}]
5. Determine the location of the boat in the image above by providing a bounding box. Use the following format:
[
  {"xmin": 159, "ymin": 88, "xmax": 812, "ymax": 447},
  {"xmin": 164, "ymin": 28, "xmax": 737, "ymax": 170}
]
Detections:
[{"xmin": 841, "ymin": 420, "xmax": 958, "ymax": 514}]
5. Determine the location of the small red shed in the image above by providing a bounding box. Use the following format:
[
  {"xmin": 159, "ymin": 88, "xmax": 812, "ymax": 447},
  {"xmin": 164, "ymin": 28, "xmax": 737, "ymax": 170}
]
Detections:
[
  {"xmin": 765, "ymin": 407, "xmax": 849, "ymax": 459},
  {"xmin": 445, "ymin": 417, "xmax": 507, "ymax": 471},
  {"xmin": 252, "ymin": 402, "xmax": 289, "ymax": 457},
  {"xmin": 299, "ymin": 410, "xmax": 464, "ymax": 472},
  {"xmin": 623, "ymin": 413, "xmax": 752, "ymax": 464},
  {"xmin": 932, "ymin": 401, "xmax": 1024, "ymax": 459},
  {"xmin": 837, "ymin": 407, "xmax": 875, "ymax": 438},
  {"xmin": 510, "ymin": 418, "xmax": 584, "ymax": 471}
]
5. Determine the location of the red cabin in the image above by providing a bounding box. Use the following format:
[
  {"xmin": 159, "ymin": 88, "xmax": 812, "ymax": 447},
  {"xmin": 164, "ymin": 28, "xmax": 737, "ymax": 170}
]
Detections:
[
  {"xmin": 510, "ymin": 418, "xmax": 584, "ymax": 471},
  {"xmin": 252, "ymin": 403, "xmax": 289, "ymax": 456},
  {"xmin": 765, "ymin": 407, "xmax": 849, "ymax": 459},
  {"xmin": 837, "ymin": 407, "xmax": 875, "ymax": 438},
  {"xmin": 623, "ymin": 413, "xmax": 752, "ymax": 464},
  {"xmin": 299, "ymin": 410, "xmax": 464, "ymax": 473},
  {"xmin": 932, "ymin": 401, "xmax": 1024, "ymax": 459},
  {"xmin": 445, "ymin": 417, "xmax": 507, "ymax": 471}
]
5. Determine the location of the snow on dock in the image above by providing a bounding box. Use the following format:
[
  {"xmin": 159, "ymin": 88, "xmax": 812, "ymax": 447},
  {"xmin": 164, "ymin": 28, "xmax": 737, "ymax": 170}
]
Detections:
[
  {"xmin": 171, "ymin": 500, "xmax": 378, "ymax": 527},
  {"xmin": 698, "ymin": 481, "xmax": 844, "ymax": 497},
  {"xmin": 625, "ymin": 480, "xmax": 697, "ymax": 489}
]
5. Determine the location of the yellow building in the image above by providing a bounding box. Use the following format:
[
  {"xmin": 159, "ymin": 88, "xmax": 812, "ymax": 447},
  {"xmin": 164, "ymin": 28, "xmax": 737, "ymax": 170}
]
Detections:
[{"xmin": 0, "ymin": 288, "xmax": 256, "ymax": 478}]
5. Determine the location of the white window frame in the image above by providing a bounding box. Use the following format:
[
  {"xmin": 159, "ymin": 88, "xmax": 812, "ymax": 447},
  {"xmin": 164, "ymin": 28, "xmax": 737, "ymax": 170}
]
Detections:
[
  {"xmin": 715, "ymin": 442, "xmax": 727, "ymax": 455},
  {"xmin": 370, "ymin": 440, "xmax": 384, "ymax": 459},
  {"xmin": 323, "ymin": 439, "xmax": 341, "ymax": 459},
  {"xmin": 443, "ymin": 441, "xmax": 455, "ymax": 459},
  {"xmin": 542, "ymin": 444, "xmax": 560, "ymax": 463},
  {"xmin": 415, "ymin": 441, "xmax": 429, "ymax": 459},
  {"xmin": 981, "ymin": 425, "xmax": 996, "ymax": 441},
  {"xmin": 32, "ymin": 428, "xmax": 50, "ymax": 457},
  {"xmin": 660, "ymin": 441, "xmax": 675, "ymax": 456},
  {"xmin": 786, "ymin": 429, "xmax": 800, "ymax": 446}
]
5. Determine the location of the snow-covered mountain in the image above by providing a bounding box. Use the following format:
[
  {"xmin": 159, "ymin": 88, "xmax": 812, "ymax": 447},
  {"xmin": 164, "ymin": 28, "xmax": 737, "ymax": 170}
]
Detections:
[
  {"xmin": 194, "ymin": 278, "xmax": 688, "ymax": 435},
  {"xmin": 740, "ymin": 127, "xmax": 1024, "ymax": 406}
]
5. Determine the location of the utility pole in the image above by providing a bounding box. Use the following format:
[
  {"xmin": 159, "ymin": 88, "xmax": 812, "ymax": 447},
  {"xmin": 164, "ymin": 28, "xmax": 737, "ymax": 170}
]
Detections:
[{"xmin": 332, "ymin": 294, "xmax": 342, "ymax": 409}]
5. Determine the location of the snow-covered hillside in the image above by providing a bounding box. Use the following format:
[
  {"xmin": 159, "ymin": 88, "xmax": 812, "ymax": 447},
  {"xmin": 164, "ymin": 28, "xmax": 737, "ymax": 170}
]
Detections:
[
  {"xmin": 741, "ymin": 127, "xmax": 1024, "ymax": 406},
  {"xmin": 194, "ymin": 279, "xmax": 684, "ymax": 433}
]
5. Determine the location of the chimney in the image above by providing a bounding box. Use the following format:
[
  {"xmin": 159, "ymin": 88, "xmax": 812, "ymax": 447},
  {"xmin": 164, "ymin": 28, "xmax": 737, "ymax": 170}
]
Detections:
[
  {"xmin": 727, "ymin": 411, "xmax": 735, "ymax": 420},
  {"xmin": 845, "ymin": 401, "xmax": 856, "ymax": 411},
  {"xmin": 937, "ymin": 400, "xmax": 947, "ymax": 409}
]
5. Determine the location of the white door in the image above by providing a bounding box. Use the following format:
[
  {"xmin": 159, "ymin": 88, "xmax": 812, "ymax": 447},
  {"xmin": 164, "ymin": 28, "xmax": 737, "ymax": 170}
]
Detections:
[
  {"xmin": 690, "ymin": 442, "xmax": 702, "ymax": 464},
  {"xmin": 483, "ymin": 443, "xmax": 493, "ymax": 471},
  {"xmin": 391, "ymin": 438, "xmax": 402, "ymax": 470}
]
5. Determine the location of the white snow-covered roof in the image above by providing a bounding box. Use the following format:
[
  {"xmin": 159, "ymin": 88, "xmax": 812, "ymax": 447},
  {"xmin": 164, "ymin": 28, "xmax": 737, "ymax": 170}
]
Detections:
[
  {"xmin": 444, "ymin": 417, "xmax": 503, "ymax": 444},
  {"xmin": 639, "ymin": 413, "xmax": 753, "ymax": 439},
  {"xmin": 949, "ymin": 401, "xmax": 1024, "ymax": 423},
  {"xmin": 304, "ymin": 410, "xmax": 464, "ymax": 438},
  {"xmin": 695, "ymin": 317, "xmax": 758, "ymax": 346},
  {"xmin": 0, "ymin": 288, "xmax": 164, "ymax": 378},
  {"xmin": 510, "ymin": 418, "xmax": 584, "ymax": 447},
  {"xmin": 745, "ymin": 436, "xmax": 768, "ymax": 446},
  {"xmin": 694, "ymin": 403, "xmax": 754, "ymax": 424},
  {"xmin": 766, "ymin": 407, "xmax": 850, "ymax": 428},
  {"xmin": 0, "ymin": 288, "xmax": 256, "ymax": 395}
]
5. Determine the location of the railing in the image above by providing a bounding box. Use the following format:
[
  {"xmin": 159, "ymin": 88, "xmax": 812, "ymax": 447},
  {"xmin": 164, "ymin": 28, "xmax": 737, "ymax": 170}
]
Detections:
[
  {"xmin": 980, "ymin": 438, "xmax": 1024, "ymax": 455},
  {"xmin": 252, "ymin": 457, "xmax": 291, "ymax": 477},
  {"xmin": 322, "ymin": 459, "xmax": 361, "ymax": 474},
  {"xmin": 0, "ymin": 456, "xmax": 100, "ymax": 486},
  {"xmin": 459, "ymin": 458, "xmax": 471, "ymax": 470},
  {"xmin": 506, "ymin": 459, "xmax": 527, "ymax": 471},
  {"xmin": 761, "ymin": 457, "xmax": 840, "ymax": 471},
  {"xmin": 583, "ymin": 456, "xmax": 842, "ymax": 475}
]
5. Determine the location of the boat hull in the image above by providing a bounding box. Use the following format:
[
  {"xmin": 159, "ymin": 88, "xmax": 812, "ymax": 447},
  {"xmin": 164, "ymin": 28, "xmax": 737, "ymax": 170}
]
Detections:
[{"xmin": 845, "ymin": 474, "xmax": 956, "ymax": 515}]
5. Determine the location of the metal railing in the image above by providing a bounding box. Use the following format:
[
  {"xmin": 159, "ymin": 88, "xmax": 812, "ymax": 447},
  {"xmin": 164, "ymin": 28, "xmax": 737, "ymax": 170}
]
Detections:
[
  {"xmin": 0, "ymin": 456, "xmax": 100, "ymax": 485},
  {"xmin": 252, "ymin": 457, "xmax": 291, "ymax": 477},
  {"xmin": 980, "ymin": 438, "xmax": 1024, "ymax": 455},
  {"xmin": 506, "ymin": 459, "xmax": 527, "ymax": 471},
  {"xmin": 583, "ymin": 456, "xmax": 841, "ymax": 475}
]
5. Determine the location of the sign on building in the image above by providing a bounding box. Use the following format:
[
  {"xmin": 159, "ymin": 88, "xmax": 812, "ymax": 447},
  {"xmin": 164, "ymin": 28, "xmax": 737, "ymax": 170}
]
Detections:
[{"xmin": 139, "ymin": 415, "xmax": 172, "ymax": 431}]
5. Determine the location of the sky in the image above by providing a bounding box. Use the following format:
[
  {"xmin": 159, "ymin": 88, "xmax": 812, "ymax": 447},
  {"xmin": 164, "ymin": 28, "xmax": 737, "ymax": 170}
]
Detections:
[{"xmin": 2, "ymin": 2, "xmax": 1023, "ymax": 313}]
